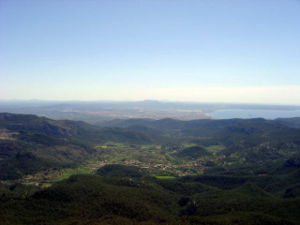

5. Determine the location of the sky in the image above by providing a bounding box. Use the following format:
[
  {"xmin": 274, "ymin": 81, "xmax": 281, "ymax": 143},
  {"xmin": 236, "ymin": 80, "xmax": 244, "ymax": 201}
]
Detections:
[{"xmin": 1, "ymin": 0, "xmax": 300, "ymax": 104}]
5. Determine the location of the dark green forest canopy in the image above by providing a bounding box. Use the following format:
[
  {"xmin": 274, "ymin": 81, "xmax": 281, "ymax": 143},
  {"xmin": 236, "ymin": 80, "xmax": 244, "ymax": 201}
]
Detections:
[
  {"xmin": 1, "ymin": 113, "xmax": 300, "ymax": 224},
  {"xmin": 1, "ymin": 173, "xmax": 300, "ymax": 225}
]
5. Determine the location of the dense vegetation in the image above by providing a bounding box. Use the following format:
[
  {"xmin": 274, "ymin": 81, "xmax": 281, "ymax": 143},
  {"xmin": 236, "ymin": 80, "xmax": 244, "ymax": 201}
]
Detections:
[
  {"xmin": 1, "ymin": 113, "xmax": 300, "ymax": 224},
  {"xmin": 1, "ymin": 169, "xmax": 300, "ymax": 225},
  {"xmin": 0, "ymin": 113, "xmax": 157, "ymax": 179}
]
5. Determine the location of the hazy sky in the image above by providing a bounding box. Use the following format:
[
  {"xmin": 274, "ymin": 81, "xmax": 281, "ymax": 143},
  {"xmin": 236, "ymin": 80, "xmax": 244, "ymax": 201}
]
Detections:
[{"xmin": 1, "ymin": 0, "xmax": 300, "ymax": 104}]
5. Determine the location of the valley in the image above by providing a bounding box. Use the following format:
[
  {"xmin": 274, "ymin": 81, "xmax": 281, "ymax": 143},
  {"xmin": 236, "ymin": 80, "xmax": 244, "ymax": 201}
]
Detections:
[
  {"xmin": 9, "ymin": 142, "xmax": 227, "ymax": 187},
  {"xmin": 1, "ymin": 113, "xmax": 300, "ymax": 225},
  {"xmin": 2, "ymin": 1, "xmax": 300, "ymax": 224}
]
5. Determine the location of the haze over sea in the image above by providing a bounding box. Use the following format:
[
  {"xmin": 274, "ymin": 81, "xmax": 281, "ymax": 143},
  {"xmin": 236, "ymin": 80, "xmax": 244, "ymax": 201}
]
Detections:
[{"xmin": 210, "ymin": 109, "xmax": 300, "ymax": 119}]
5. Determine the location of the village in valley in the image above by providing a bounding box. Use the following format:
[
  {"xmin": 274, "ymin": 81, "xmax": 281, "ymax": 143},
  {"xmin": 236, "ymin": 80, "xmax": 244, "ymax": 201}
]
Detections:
[{"xmin": 8, "ymin": 142, "xmax": 226, "ymax": 187}]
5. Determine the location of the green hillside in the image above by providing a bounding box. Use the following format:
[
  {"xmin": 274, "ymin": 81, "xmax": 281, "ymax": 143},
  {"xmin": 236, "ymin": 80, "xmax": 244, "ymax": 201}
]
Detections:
[
  {"xmin": 1, "ymin": 173, "xmax": 300, "ymax": 225},
  {"xmin": 0, "ymin": 113, "xmax": 159, "ymax": 180},
  {"xmin": 1, "ymin": 113, "xmax": 300, "ymax": 224}
]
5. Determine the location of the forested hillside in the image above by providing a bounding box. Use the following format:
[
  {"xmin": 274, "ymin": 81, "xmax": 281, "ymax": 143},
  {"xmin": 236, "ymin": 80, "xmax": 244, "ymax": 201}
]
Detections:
[
  {"xmin": 0, "ymin": 113, "xmax": 158, "ymax": 180},
  {"xmin": 1, "ymin": 113, "xmax": 300, "ymax": 225}
]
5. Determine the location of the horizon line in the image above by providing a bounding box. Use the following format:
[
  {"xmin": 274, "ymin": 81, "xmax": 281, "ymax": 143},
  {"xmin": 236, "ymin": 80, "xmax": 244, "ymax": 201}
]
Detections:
[{"xmin": 0, "ymin": 99, "xmax": 300, "ymax": 107}]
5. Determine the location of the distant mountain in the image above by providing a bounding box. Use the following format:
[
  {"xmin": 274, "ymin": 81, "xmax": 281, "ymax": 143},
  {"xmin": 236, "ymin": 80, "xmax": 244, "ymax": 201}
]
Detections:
[
  {"xmin": 102, "ymin": 117, "xmax": 300, "ymax": 145},
  {"xmin": 276, "ymin": 117, "xmax": 300, "ymax": 128},
  {"xmin": 102, "ymin": 117, "xmax": 300, "ymax": 174}
]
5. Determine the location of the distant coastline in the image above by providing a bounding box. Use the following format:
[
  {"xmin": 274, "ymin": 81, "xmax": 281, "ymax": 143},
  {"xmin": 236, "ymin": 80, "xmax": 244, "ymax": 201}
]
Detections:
[{"xmin": 209, "ymin": 108, "xmax": 300, "ymax": 119}]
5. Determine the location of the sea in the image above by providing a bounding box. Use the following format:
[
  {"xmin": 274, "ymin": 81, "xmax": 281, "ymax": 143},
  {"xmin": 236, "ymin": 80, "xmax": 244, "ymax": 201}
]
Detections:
[{"xmin": 209, "ymin": 109, "xmax": 300, "ymax": 119}]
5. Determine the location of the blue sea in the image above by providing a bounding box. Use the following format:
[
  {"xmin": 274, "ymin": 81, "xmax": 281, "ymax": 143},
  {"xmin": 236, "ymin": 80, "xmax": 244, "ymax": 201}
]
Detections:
[{"xmin": 209, "ymin": 109, "xmax": 300, "ymax": 119}]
